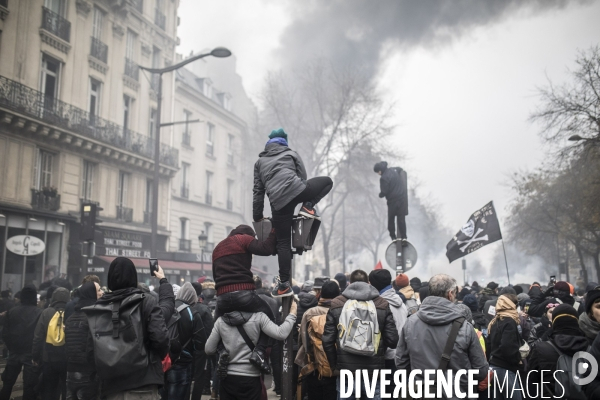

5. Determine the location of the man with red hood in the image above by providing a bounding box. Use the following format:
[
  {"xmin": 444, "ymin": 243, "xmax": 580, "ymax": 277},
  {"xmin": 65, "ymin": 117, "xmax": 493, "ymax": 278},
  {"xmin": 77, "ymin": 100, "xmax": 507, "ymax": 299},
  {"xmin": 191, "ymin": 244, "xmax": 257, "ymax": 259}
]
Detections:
[{"xmin": 212, "ymin": 224, "xmax": 277, "ymax": 375}]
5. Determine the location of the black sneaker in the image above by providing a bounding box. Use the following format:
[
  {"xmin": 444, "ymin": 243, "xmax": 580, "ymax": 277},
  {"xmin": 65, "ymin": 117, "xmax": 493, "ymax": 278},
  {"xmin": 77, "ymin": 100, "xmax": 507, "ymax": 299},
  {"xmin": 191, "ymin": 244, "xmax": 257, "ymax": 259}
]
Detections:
[
  {"xmin": 299, "ymin": 202, "xmax": 321, "ymax": 220},
  {"xmin": 271, "ymin": 280, "xmax": 293, "ymax": 298},
  {"xmin": 249, "ymin": 349, "xmax": 271, "ymax": 375},
  {"xmin": 217, "ymin": 350, "xmax": 229, "ymax": 379},
  {"xmin": 401, "ymin": 238, "xmax": 409, "ymax": 247}
]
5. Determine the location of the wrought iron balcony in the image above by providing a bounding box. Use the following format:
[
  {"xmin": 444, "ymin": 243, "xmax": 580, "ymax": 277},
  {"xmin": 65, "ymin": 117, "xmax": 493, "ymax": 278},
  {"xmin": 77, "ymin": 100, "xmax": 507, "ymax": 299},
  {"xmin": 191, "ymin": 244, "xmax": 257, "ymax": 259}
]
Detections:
[
  {"xmin": 179, "ymin": 239, "xmax": 191, "ymax": 252},
  {"xmin": 90, "ymin": 37, "xmax": 108, "ymax": 64},
  {"xmin": 154, "ymin": 8, "xmax": 166, "ymax": 30},
  {"xmin": 124, "ymin": 58, "xmax": 139, "ymax": 81},
  {"xmin": 180, "ymin": 184, "xmax": 189, "ymax": 199},
  {"xmin": 205, "ymin": 192, "xmax": 212, "ymax": 205},
  {"xmin": 182, "ymin": 131, "xmax": 191, "ymax": 146},
  {"xmin": 0, "ymin": 75, "xmax": 179, "ymax": 167},
  {"xmin": 227, "ymin": 200, "xmax": 233, "ymax": 211},
  {"xmin": 131, "ymin": 0, "xmax": 143, "ymax": 13},
  {"xmin": 31, "ymin": 189, "xmax": 60, "ymax": 212},
  {"xmin": 116, "ymin": 206, "xmax": 133, "ymax": 222},
  {"xmin": 143, "ymin": 211, "xmax": 152, "ymax": 224},
  {"xmin": 41, "ymin": 7, "xmax": 71, "ymax": 43}
]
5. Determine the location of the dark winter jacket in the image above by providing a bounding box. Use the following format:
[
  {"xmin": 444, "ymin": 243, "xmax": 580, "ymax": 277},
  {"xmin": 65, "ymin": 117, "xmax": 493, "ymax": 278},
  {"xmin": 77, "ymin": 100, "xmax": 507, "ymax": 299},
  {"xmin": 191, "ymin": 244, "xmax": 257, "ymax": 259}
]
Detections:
[
  {"xmin": 478, "ymin": 289, "xmax": 497, "ymax": 313},
  {"xmin": 471, "ymin": 311, "xmax": 489, "ymax": 333},
  {"xmin": 488, "ymin": 317, "xmax": 521, "ymax": 372},
  {"xmin": 91, "ymin": 257, "xmax": 173, "ymax": 397},
  {"xmin": 528, "ymin": 333, "xmax": 589, "ymax": 398},
  {"xmin": 322, "ymin": 282, "xmax": 398, "ymax": 372},
  {"xmin": 173, "ymin": 296, "xmax": 206, "ymax": 366},
  {"xmin": 293, "ymin": 292, "xmax": 318, "ymax": 350},
  {"xmin": 191, "ymin": 301, "xmax": 214, "ymax": 350},
  {"xmin": 212, "ymin": 225, "xmax": 276, "ymax": 295},
  {"xmin": 585, "ymin": 332, "xmax": 600, "ymax": 399},
  {"xmin": 0, "ymin": 298, "xmax": 14, "ymax": 314},
  {"xmin": 253, "ymin": 142, "xmax": 307, "ymax": 219},
  {"xmin": 65, "ymin": 282, "xmax": 97, "ymax": 373},
  {"xmin": 527, "ymin": 315, "xmax": 552, "ymax": 349},
  {"xmin": 378, "ymin": 164, "xmax": 407, "ymax": 214},
  {"xmin": 2, "ymin": 285, "xmax": 41, "ymax": 355},
  {"xmin": 528, "ymin": 291, "xmax": 583, "ymax": 318},
  {"xmin": 32, "ymin": 287, "xmax": 70, "ymax": 363}
]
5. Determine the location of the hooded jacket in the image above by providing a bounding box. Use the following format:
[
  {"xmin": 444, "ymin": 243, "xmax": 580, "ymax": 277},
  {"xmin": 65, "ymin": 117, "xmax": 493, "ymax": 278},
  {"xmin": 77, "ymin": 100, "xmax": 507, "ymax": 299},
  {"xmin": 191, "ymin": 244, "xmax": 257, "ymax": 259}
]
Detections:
[
  {"xmin": 396, "ymin": 296, "xmax": 488, "ymax": 394},
  {"xmin": 527, "ymin": 315, "xmax": 552, "ymax": 348},
  {"xmin": 65, "ymin": 282, "xmax": 97, "ymax": 373},
  {"xmin": 295, "ymin": 298, "xmax": 333, "ymax": 369},
  {"xmin": 32, "ymin": 287, "xmax": 70, "ymax": 363},
  {"xmin": 528, "ymin": 290, "xmax": 583, "ymax": 318},
  {"xmin": 380, "ymin": 288, "xmax": 408, "ymax": 360},
  {"xmin": 212, "ymin": 225, "xmax": 277, "ymax": 295},
  {"xmin": 2, "ymin": 284, "xmax": 42, "ymax": 355},
  {"xmin": 89, "ymin": 256, "xmax": 173, "ymax": 397},
  {"xmin": 322, "ymin": 282, "xmax": 399, "ymax": 372},
  {"xmin": 293, "ymin": 291, "xmax": 318, "ymax": 350},
  {"xmin": 173, "ymin": 283, "xmax": 206, "ymax": 366},
  {"xmin": 377, "ymin": 163, "xmax": 407, "ymax": 212},
  {"xmin": 205, "ymin": 311, "xmax": 296, "ymax": 377},
  {"xmin": 253, "ymin": 142, "xmax": 307, "ymax": 219}
]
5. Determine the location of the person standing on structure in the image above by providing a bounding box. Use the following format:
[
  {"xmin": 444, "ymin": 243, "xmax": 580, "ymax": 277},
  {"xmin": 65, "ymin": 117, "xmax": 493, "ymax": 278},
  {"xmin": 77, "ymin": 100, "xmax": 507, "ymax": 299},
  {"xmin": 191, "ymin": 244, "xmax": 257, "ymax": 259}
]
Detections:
[
  {"xmin": 253, "ymin": 128, "xmax": 333, "ymax": 297},
  {"xmin": 374, "ymin": 161, "xmax": 408, "ymax": 243}
]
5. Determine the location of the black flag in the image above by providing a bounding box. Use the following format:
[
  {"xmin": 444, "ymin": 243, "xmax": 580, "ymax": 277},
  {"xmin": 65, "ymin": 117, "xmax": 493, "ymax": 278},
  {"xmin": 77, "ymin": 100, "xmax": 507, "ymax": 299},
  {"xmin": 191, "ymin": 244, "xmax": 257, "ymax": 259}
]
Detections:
[{"xmin": 446, "ymin": 201, "xmax": 502, "ymax": 263}]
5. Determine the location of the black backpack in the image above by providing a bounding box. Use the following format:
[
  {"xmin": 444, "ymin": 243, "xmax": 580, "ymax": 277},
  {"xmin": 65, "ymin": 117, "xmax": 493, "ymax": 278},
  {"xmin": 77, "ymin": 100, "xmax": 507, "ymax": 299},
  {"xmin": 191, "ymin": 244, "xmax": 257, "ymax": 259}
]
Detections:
[
  {"xmin": 547, "ymin": 341, "xmax": 587, "ymax": 400},
  {"xmin": 165, "ymin": 303, "xmax": 193, "ymax": 363},
  {"xmin": 83, "ymin": 293, "xmax": 148, "ymax": 380}
]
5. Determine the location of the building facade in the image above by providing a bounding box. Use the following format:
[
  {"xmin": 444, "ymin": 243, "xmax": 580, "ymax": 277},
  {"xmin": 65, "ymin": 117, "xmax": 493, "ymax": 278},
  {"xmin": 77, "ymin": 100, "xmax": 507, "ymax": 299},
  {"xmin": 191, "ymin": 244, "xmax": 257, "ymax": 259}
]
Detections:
[{"xmin": 0, "ymin": 0, "xmax": 180, "ymax": 289}]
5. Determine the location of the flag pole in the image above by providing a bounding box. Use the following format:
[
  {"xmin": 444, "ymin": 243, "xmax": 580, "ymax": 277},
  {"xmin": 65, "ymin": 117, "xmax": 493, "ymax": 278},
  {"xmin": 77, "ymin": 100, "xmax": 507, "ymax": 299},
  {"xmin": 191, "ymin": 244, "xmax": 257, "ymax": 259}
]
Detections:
[{"xmin": 501, "ymin": 239, "xmax": 511, "ymax": 285}]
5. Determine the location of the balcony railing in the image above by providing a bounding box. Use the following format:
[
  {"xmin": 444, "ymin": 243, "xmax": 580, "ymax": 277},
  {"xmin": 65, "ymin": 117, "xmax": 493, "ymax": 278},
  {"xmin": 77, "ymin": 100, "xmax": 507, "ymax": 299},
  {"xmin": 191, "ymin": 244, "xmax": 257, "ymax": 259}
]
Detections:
[
  {"xmin": 227, "ymin": 200, "xmax": 233, "ymax": 211},
  {"xmin": 205, "ymin": 193, "xmax": 212, "ymax": 205},
  {"xmin": 179, "ymin": 239, "xmax": 191, "ymax": 252},
  {"xmin": 180, "ymin": 184, "xmax": 189, "ymax": 199},
  {"xmin": 0, "ymin": 75, "xmax": 179, "ymax": 167},
  {"xmin": 116, "ymin": 206, "xmax": 133, "ymax": 222},
  {"xmin": 143, "ymin": 211, "xmax": 152, "ymax": 224},
  {"xmin": 182, "ymin": 131, "xmax": 191, "ymax": 146},
  {"xmin": 41, "ymin": 7, "xmax": 71, "ymax": 43},
  {"xmin": 131, "ymin": 0, "xmax": 143, "ymax": 13},
  {"xmin": 154, "ymin": 8, "xmax": 166, "ymax": 30},
  {"xmin": 124, "ymin": 58, "xmax": 139, "ymax": 81},
  {"xmin": 31, "ymin": 189, "xmax": 60, "ymax": 212},
  {"xmin": 90, "ymin": 37, "xmax": 108, "ymax": 64}
]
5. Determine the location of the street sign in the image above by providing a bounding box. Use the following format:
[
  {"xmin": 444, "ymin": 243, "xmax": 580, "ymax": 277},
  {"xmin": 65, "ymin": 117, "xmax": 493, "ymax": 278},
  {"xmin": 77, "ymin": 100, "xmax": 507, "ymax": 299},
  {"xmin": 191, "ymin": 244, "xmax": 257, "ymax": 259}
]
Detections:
[
  {"xmin": 385, "ymin": 240, "xmax": 418, "ymax": 272},
  {"xmin": 6, "ymin": 235, "xmax": 45, "ymax": 256}
]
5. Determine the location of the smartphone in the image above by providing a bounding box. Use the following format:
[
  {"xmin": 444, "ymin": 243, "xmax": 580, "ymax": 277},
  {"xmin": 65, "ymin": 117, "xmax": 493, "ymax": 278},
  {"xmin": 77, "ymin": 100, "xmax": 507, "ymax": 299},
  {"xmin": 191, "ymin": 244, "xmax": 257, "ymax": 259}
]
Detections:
[
  {"xmin": 550, "ymin": 275, "xmax": 556, "ymax": 285},
  {"xmin": 149, "ymin": 258, "xmax": 158, "ymax": 277}
]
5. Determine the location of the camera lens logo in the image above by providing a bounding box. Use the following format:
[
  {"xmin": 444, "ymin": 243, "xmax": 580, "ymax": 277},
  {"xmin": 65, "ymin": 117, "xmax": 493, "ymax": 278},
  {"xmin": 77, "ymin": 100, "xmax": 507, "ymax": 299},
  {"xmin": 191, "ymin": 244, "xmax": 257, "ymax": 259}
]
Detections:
[{"xmin": 573, "ymin": 351, "xmax": 598, "ymax": 386}]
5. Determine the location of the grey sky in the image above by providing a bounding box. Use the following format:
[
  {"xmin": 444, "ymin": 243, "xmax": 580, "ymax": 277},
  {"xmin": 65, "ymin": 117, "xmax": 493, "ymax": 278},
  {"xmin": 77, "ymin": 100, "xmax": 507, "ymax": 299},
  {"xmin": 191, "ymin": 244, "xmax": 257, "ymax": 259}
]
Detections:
[{"xmin": 177, "ymin": 0, "xmax": 600, "ymax": 282}]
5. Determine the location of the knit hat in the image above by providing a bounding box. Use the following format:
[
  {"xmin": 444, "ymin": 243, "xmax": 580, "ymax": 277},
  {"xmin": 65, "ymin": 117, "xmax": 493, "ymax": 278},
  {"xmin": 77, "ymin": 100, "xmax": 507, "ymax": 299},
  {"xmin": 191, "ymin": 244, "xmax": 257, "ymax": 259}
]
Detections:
[
  {"xmin": 268, "ymin": 128, "xmax": 287, "ymax": 140},
  {"xmin": 500, "ymin": 286, "xmax": 516, "ymax": 295},
  {"xmin": 585, "ymin": 289, "xmax": 600, "ymax": 315},
  {"xmin": 369, "ymin": 269, "xmax": 392, "ymax": 292},
  {"xmin": 552, "ymin": 304, "xmax": 581, "ymax": 335},
  {"xmin": 373, "ymin": 161, "xmax": 388, "ymax": 173},
  {"xmin": 410, "ymin": 277, "xmax": 422, "ymax": 291},
  {"xmin": 395, "ymin": 274, "xmax": 409, "ymax": 289},
  {"xmin": 334, "ymin": 273, "xmax": 347, "ymax": 290},
  {"xmin": 462, "ymin": 294, "xmax": 478, "ymax": 313},
  {"xmin": 554, "ymin": 281, "xmax": 570, "ymax": 292},
  {"xmin": 487, "ymin": 282, "xmax": 499, "ymax": 290},
  {"xmin": 321, "ymin": 281, "xmax": 340, "ymax": 299}
]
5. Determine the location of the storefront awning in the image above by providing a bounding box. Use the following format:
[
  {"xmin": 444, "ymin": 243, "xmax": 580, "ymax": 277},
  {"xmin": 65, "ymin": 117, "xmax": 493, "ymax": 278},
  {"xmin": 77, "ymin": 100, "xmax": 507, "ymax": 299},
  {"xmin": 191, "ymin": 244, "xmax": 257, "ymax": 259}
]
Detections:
[{"xmin": 97, "ymin": 256, "xmax": 211, "ymax": 274}]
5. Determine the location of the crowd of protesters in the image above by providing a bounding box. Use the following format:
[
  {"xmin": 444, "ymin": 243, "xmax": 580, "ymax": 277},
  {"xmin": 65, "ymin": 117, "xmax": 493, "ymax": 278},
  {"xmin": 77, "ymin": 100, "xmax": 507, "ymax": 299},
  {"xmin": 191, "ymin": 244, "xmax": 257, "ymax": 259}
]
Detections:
[{"xmin": 0, "ymin": 223, "xmax": 599, "ymax": 400}]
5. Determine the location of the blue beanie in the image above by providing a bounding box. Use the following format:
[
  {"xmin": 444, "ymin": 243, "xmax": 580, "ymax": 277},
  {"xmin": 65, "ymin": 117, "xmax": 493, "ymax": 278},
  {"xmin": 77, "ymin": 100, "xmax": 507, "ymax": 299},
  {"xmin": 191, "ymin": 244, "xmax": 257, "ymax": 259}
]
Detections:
[
  {"xmin": 269, "ymin": 128, "xmax": 288, "ymax": 140},
  {"xmin": 463, "ymin": 294, "xmax": 478, "ymax": 313}
]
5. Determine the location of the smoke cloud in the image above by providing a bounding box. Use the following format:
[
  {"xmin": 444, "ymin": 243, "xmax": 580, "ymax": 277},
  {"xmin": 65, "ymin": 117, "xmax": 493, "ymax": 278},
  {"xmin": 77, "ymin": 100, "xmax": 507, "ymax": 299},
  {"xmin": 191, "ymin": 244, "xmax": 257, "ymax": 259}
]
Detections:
[{"xmin": 275, "ymin": 0, "xmax": 589, "ymax": 77}]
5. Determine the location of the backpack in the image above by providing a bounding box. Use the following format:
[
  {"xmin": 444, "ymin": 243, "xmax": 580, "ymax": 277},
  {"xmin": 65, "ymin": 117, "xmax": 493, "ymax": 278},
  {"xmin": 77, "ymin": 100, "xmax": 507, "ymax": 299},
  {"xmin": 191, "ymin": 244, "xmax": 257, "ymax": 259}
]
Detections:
[
  {"xmin": 165, "ymin": 303, "xmax": 193, "ymax": 363},
  {"xmin": 337, "ymin": 299, "xmax": 380, "ymax": 356},
  {"xmin": 404, "ymin": 298, "xmax": 419, "ymax": 316},
  {"xmin": 547, "ymin": 341, "xmax": 587, "ymax": 400},
  {"xmin": 84, "ymin": 293, "xmax": 148, "ymax": 380},
  {"xmin": 300, "ymin": 314, "xmax": 333, "ymax": 379},
  {"xmin": 46, "ymin": 310, "xmax": 66, "ymax": 346}
]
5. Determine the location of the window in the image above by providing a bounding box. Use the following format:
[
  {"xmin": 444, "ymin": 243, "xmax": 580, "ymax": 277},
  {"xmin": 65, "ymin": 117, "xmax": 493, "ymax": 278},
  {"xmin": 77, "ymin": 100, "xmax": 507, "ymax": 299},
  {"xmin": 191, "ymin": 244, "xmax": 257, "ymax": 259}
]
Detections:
[
  {"xmin": 180, "ymin": 218, "xmax": 191, "ymax": 251},
  {"xmin": 182, "ymin": 110, "xmax": 191, "ymax": 145},
  {"xmin": 126, "ymin": 30, "xmax": 136, "ymax": 61},
  {"xmin": 45, "ymin": 0, "xmax": 66, "ymax": 16},
  {"xmin": 35, "ymin": 150, "xmax": 54, "ymax": 190},
  {"xmin": 151, "ymin": 47, "xmax": 161, "ymax": 90},
  {"xmin": 89, "ymin": 78, "xmax": 101, "ymax": 121},
  {"xmin": 92, "ymin": 7, "xmax": 103, "ymax": 40},
  {"xmin": 181, "ymin": 163, "xmax": 189, "ymax": 198},
  {"xmin": 205, "ymin": 171, "xmax": 213, "ymax": 205},
  {"xmin": 227, "ymin": 134, "xmax": 234, "ymax": 165},
  {"xmin": 204, "ymin": 222, "xmax": 214, "ymax": 251},
  {"xmin": 41, "ymin": 55, "xmax": 61, "ymax": 103},
  {"xmin": 81, "ymin": 161, "xmax": 94, "ymax": 200},
  {"xmin": 206, "ymin": 123, "xmax": 215, "ymax": 156},
  {"xmin": 123, "ymin": 95, "xmax": 132, "ymax": 133},
  {"xmin": 144, "ymin": 179, "xmax": 153, "ymax": 224},
  {"xmin": 149, "ymin": 108, "xmax": 156, "ymax": 139},
  {"xmin": 117, "ymin": 172, "xmax": 128, "ymax": 207},
  {"xmin": 226, "ymin": 180, "xmax": 233, "ymax": 210},
  {"xmin": 202, "ymin": 79, "xmax": 212, "ymax": 98}
]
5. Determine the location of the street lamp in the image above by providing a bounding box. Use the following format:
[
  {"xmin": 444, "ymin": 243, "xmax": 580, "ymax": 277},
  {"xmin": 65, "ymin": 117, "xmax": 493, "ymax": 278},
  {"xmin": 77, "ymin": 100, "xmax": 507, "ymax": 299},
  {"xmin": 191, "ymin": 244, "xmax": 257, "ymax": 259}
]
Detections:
[
  {"xmin": 198, "ymin": 231, "xmax": 208, "ymax": 271},
  {"xmin": 139, "ymin": 47, "xmax": 231, "ymax": 257}
]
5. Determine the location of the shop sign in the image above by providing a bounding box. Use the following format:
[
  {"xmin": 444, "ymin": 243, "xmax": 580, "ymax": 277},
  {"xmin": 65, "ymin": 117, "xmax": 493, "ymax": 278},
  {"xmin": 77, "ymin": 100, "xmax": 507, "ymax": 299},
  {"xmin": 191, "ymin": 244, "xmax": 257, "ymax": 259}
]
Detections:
[
  {"xmin": 6, "ymin": 235, "xmax": 46, "ymax": 256},
  {"xmin": 101, "ymin": 228, "xmax": 151, "ymax": 258},
  {"xmin": 87, "ymin": 267, "xmax": 105, "ymax": 273}
]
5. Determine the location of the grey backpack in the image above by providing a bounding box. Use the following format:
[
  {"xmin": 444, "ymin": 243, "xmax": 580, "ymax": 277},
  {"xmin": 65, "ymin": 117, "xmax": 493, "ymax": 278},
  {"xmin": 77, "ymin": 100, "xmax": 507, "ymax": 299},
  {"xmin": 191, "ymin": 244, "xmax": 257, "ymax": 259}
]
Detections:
[{"xmin": 337, "ymin": 299, "xmax": 381, "ymax": 356}]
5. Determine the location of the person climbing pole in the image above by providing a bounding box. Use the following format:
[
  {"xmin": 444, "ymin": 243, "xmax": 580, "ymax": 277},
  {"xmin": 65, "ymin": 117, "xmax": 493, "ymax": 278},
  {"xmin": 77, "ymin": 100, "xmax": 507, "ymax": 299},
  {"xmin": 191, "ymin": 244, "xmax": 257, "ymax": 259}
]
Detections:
[
  {"xmin": 253, "ymin": 128, "xmax": 333, "ymax": 297},
  {"xmin": 374, "ymin": 161, "xmax": 408, "ymax": 243}
]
